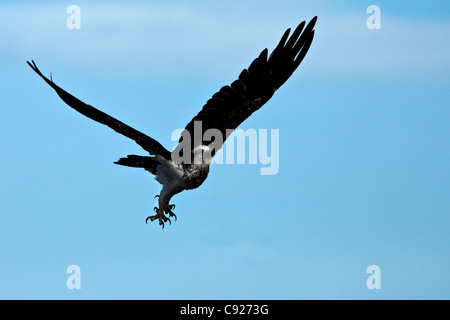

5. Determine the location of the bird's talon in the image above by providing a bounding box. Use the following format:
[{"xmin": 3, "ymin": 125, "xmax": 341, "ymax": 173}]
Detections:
[
  {"xmin": 146, "ymin": 215, "xmax": 155, "ymax": 224},
  {"xmin": 168, "ymin": 210, "xmax": 177, "ymax": 221}
]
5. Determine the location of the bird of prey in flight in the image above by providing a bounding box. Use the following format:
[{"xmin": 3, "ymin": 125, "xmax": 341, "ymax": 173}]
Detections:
[{"xmin": 28, "ymin": 16, "xmax": 317, "ymax": 228}]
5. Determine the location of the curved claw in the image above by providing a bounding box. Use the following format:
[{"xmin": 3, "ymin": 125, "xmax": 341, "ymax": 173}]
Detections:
[
  {"xmin": 159, "ymin": 215, "xmax": 171, "ymax": 229},
  {"xmin": 168, "ymin": 211, "xmax": 177, "ymax": 221},
  {"xmin": 154, "ymin": 206, "xmax": 158, "ymax": 213},
  {"xmin": 154, "ymin": 195, "xmax": 159, "ymax": 199},
  {"xmin": 146, "ymin": 214, "xmax": 166, "ymax": 229},
  {"xmin": 146, "ymin": 212, "xmax": 161, "ymax": 225}
]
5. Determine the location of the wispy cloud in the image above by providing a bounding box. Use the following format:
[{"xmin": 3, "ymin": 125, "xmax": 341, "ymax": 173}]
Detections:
[{"xmin": 1, "ymin": 2, "xmax": 449, "ymax": 80}]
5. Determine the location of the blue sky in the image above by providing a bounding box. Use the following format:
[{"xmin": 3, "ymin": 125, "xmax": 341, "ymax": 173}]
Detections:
[{"xmin": 0, "ymin": 0, "xmax": 449, "ymax": 299}]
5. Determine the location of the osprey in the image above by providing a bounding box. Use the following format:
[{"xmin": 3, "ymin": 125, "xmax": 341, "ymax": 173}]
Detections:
[{"xmin": 28, "ymin": 17, "xmax": 317, "ymax": 228}]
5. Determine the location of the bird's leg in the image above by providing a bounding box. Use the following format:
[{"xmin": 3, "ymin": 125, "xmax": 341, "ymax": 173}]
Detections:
[
  {"xmin": 157, "ymin": 191, "xmax": 178, "ymax": 223},
  {"xmin": 146, "ymin": 188, "xmax": 180, "ymax": 228}
]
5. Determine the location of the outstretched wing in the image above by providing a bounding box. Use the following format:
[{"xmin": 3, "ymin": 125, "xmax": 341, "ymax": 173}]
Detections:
[
  {"xmin": 27, "ymin": 60, "xmax": 172, "ymax": 161},
  {"xmin": 179, "ymin": 16, "xmax": 317, "ymax": 155}
]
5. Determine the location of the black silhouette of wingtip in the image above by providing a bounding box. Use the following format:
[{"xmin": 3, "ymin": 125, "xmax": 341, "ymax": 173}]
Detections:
[
  {"xmin": 27, "ymin": 60, "xmax": 40, "ymax": 73},
  {"xmin": 309, "ymin": 16, "xmax": 318, "ymax": 28}
]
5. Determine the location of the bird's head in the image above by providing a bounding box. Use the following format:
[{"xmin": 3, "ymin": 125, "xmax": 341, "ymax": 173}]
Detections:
[{"xmin": 192, "ymin": 145, "xmax": 213, "ymax": 165}]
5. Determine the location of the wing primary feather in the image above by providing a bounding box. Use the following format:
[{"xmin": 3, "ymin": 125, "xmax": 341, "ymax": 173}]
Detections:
[
  {"xmin": 285, "ymin": 21, "xmax": 306, "ymax": 50},
  {"xmin": 270, "ymin": 28, "xmax": 291, "ymax": 59}
]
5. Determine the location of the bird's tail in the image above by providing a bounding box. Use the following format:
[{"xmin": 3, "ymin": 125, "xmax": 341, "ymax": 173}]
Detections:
[{"xmin": 114, "ymin": 155, "xmax": 158, "ymax": 170}]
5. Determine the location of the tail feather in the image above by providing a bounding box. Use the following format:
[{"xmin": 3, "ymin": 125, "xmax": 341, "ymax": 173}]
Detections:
[{"xmin": 114, "ymin": 155, "xmax": 158, "ymax": 171}]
